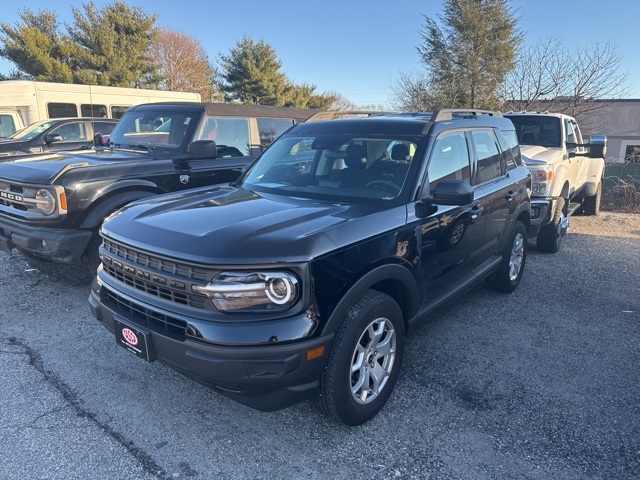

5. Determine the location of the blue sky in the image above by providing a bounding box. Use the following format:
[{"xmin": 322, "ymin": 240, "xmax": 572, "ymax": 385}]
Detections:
[{"xmin": 0, "ymin": 0, "xmax": 638, "ymax": 107}]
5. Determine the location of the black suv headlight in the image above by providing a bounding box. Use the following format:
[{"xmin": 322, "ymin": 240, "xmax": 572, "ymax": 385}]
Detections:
[{"xmin": 193, "ymin": 271, "xmax": 300, "ymax": 313}]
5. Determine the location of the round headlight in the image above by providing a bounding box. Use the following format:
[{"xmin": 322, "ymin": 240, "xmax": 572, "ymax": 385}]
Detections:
[{"xmin": 36, "ymin": 189, "xmax": 56, "ymax": 215}]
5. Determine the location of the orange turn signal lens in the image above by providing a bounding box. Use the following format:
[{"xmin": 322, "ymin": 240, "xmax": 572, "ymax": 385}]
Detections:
[
  {"xmin": 59, "ymin": 192, "xmax": 67, "ymax": 210},
  {"xmin": 306, "ymin": 346, "xmax": 325, "ymax": 360}
]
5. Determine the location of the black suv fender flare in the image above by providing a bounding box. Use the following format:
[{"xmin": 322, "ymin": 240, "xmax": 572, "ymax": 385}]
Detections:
[
  {"xmin": 320, "ymin": 263, "xmax": 419, "ymax": 336},
  {"xmin": 80, "ymin": 190, "xmax": 157, "ymax": 229}
]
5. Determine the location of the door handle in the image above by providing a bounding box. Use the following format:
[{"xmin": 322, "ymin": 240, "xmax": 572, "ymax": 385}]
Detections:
[{"xmin": 470, "ymin": 205, "xmax": 484, "ymax": 223}]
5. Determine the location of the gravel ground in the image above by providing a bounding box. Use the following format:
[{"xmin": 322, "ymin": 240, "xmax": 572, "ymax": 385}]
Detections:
[{"xmin": 0, "ymin": 213, "xmax": 638, "ymax": 479}]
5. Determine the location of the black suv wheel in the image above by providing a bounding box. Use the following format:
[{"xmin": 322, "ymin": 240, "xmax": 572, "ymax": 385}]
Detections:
[{"xmin": 318, "ymin": 290, "xmax": 405, "ymax": 425}]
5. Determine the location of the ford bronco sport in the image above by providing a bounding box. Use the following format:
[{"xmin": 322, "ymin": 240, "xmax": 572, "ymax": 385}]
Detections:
[{"xmin": 89, "ymin": 109, "xmax": 531, "ymax": 425}]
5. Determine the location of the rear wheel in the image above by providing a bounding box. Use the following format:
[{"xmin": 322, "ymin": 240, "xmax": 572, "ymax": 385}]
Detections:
[
  {"xmin": 582, "ymin": 181, "xmax": 602, "ymax": 216},
  {"xmin": 486, "ymin": 220, "xmax": 527, "ymax": 293},
  {"xmin": 537, "ymin": 197, "xmax": 566, "ymax": 253},
  {"xmin": 317, "ymin": 290, "xmax": 405, "ymax": 426}
]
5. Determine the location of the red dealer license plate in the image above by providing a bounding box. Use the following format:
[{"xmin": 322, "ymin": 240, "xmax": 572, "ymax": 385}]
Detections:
[{"xmin": 114, "ymin": 317, "xmax": 156, "ymax": 362}]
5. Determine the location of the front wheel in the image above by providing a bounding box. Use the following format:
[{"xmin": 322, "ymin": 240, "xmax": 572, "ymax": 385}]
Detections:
[
  {"xmin": 317, "ymin": 290, "xmax": 405, "ymax": 425},
  {"xmin": 486, "ymin": 220, "xmax": 527, "ymax": 293},
  {"xmin": 537, "ymin": 197, "xmax": 567, "ymax": 253}
]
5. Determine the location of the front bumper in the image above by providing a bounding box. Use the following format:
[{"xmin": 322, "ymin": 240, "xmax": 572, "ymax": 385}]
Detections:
[
  {"xmin": 0, "ymin": 215, "xmax": 91, "ymax": 262},
  {"xmin": 529, "ymin": 198, "xmax": 559, "ymax": 233},
  {"xmin": 89, "ymin": 275, "xmax": 333, "ymax": 411}
]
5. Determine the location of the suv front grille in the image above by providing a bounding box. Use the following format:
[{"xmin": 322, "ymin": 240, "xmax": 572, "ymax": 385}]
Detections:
[
  {"xmin": 102, "ymin": 238, "xmax": 208, "ymax": 281},
  {"xmin": 103, "ymin": 262, "xmax": 207, "ymax": 309},
  {"xmin": 105, "ymin": 290, "xmax": 187, "ymax": 341}
]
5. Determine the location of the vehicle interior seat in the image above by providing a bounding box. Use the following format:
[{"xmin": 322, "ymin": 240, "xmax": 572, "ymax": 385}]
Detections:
[
  {"xmin": 373, "ymin": 144, "xmax": 412, "ymax": 187},
  {"xmin": 332, "ymin": 144, "xmax": 371, "ymax": 187}
]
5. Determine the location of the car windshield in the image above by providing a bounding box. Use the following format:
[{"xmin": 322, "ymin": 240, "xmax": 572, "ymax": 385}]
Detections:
[
  {"xmin": 241, "ymin": 133, "xmax": 423, "ymax": 202},
  {"xmin": 108, "ymin": 109, "xmax": 200, "ymax": 152},
  {"xmin": 508, "ymin": 115, "xmax": 562, "ymax": 148},
  {"xmin": 8, "ymin": 119, "xmax": 63, "ymax": 140}
]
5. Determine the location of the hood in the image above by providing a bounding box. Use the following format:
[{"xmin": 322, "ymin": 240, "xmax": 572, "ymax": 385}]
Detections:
[
  {"xmin": 103, "ymin": 186, "xmax": 407, "ymax": 264},
  {"xmin": 519, "ymin": 145, "xmax": 563, "ymax": 164},
  {"xmin": 0, "ymin": 149, "xmax": 152, "ymax": 184}
]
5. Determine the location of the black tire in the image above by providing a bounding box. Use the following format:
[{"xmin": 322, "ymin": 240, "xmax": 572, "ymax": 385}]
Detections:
[
  {"xmin": 537, "ymin": 197, "xmax": 566, "ymax": 253},
  {"xmin": 485, "ymin": 220, "xmax": 527, "ymax": 293},
  {"xmin": 82, "ymin": 229, "xmax": 103, "ymax": 278},
  {"xmin": 582, "ymin": 181, "xmax": 602, "ymax": 216},
  {"xmin": 317, "ymin": 290, "xmax": 405, "ymax": 426}
]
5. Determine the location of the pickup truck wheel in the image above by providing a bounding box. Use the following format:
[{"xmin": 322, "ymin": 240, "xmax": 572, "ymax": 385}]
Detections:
[
  {"xmin": 83, "ymin": 229, "xmax": 103, "ymax": 278},
  {"xmin": 582, "ymin": 181, "xmax": 602, "ymax": 216},
  {"xmin": 317, "ymin": 290, "xmax": 405, "ymax": 426},
  {"xmin": 537, "ymin": 197, "xmax": 566, "ymax": 253},
  {"xmin": 486, "ymin": 220, "xmax": 527, "ymax": 293}
]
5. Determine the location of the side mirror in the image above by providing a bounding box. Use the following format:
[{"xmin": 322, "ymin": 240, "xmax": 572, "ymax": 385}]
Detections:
[
  {"xmin": 432, "ymin": 179, "xmax": 474, "ymax": 205},
  {"xmin": 43, "ymin": 133, "xmax": 62, "ymax": 144},
  {"xmin": 588, "ymin": 134, "xmax": 607, "ymax": 158},
  {"xmin": 93, "ymin": 133, "xmax": 103, "ymax": 147},
  {"xmin": 415, "ymin": 180, "xmax": 474, "ymax": 218},
  {"xmin": 188, "ymin": 140, "xmax": 217, "ymax": 160}
]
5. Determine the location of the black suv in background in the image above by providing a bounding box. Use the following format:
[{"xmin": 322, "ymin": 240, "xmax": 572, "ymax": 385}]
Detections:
[
  {"xmin": 90, "ymin": 109, "xmax": 531, "ymax": 425},
  {"xmin": 0, "ymin": 102, "xmax": 314, "ymax": 272},
  {"xmin": 0, "ymin": 117, "xmax": 117, "ymax": 159}
]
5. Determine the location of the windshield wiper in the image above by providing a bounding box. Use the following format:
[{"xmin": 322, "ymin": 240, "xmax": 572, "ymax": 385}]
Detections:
[{"xmin": 111, "ymin": 143, "xmax": 155, "ymax": 152}]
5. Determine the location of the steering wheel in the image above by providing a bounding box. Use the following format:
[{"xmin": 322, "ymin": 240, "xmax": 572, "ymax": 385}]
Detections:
[{"xmin": 365, "ymin": 180, "xmax": 401, "ymax": 195}]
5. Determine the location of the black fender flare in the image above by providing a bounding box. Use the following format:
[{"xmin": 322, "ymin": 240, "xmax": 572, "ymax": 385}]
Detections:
[
  {"xmin": 320, "ymin": 263, "xmax": 420, "ymax": 336},
  {"xmin": 79, "ymin": 190, "xmax": 157, "ymax": 229}
]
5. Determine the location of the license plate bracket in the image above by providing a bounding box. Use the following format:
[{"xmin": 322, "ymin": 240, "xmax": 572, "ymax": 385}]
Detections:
[{"xmin": 113, "ymin": 317, "xmax": 156, "ymax": 362}]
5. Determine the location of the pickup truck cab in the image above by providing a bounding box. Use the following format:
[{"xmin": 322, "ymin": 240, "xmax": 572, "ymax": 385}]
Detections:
[{"xmin": 505, "ymin": 112, "xmax": 606, "ymax": 252}]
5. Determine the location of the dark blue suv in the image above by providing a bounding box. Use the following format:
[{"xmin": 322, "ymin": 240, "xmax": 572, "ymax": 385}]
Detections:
[{"xmin": 89, "ymin": 109, "xmax": 531, "ymax": 425}]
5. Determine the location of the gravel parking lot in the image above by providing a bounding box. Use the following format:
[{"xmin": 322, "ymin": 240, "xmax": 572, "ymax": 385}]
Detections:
[{"xmin": 1, "ymin": 213, "xmax": 639, "ymax": 480}]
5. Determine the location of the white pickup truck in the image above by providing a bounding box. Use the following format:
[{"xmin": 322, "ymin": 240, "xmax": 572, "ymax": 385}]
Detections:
[{"xmin": 505, "ymin": 112, "xmax": 606, "ymax": 252}]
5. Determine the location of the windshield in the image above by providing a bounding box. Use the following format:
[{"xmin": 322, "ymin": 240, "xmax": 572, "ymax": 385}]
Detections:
[
  {"xmin": 9, "ymin": 119, "xmax": 63, "ymax": 140},
  {"xmin": 108, "ymin": 109, "xmax": 201, "ymax": 152},
  {"xmin": 241, "ymin": 133, "xmax": 423, "ymax": 202},
  {"xmin": 508, "ymin": 115, "xmax": 562, "ymax": 148}
]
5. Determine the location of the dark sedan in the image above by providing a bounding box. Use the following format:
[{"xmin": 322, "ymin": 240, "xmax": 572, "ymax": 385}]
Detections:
[{"xmin": 0, "ymin": 117, "xmax": 117, "ymax": 160}]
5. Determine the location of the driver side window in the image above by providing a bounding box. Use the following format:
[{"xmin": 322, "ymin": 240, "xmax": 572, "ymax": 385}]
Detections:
[
  {"xmin": 51, "ymin": 122, "xmax": 87, "ymax": 142},
  {"xmin": 427, "ymin": 131, "xmax": 471, "ymax": 192}
]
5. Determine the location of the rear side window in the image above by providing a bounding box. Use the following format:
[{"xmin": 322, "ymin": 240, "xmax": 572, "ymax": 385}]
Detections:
[
  {"xmin": 471, "ymin": 130, "xmax": 503, "ymax": 184},
  {"xmin": 257, "ymin": 118, "xmax": 294, "ymax": 150},
  {"xmin": 48, "ymin": 103, "xmax": 78, "ymax": 118},
  {"xmin": 498, "ymin": 129, "xmax": 522, "ymax": 168},
  {"xmin": 0, "ymin": 115, "xmax": 16, "ymax": 137},
  {"xmin": 81, "ymin": 104, "xmax": 108, "ymax": 118}
]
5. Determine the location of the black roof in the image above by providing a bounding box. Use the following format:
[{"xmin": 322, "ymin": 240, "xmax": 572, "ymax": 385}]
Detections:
[
  {"xmin": 290, "ymin": 109, "xmax": 513, "ymax": 136},
  {"xmin": 128, "ymin": 102, "xmax": 318, "ymax": 123}
]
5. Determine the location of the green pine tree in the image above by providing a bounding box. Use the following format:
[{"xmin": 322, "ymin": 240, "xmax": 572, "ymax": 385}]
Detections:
[{"xmin": 417, "ymin": 0, "xmax": 521, "ymax": 109}]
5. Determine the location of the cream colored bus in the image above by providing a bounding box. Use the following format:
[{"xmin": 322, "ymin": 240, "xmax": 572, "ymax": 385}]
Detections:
[{"xmin": 0, "ymin": 80, "xmax": 201, "ymax": 137}]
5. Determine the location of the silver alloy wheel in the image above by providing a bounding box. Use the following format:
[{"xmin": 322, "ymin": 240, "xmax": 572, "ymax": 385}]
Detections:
[
  {"xmin": 350, "ymin": 317, "xmax": 397, "ymax": 405},
  {"xmin": 509, "ymin": 232, "xmax": 525, "ymax": 281}
]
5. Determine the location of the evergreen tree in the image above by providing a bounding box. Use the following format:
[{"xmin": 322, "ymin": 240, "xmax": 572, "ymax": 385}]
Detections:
[
  {"xmin": 408, "ymin": 0, "xmax": 521, "ymax": 109},
  {"xmin": 218, "ymin": 37, "xmax": 288, "ymax": 105},
  {"xmin": 0, "ymin": 2, "xmax": 159, "ymax": 87},
  {"xmin": 0, "ymin": 9, "xmax": 76, "ymax": 83}
]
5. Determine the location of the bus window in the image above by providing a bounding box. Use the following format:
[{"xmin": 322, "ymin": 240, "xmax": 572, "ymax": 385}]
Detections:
[
  {"xmin": 111, "ymin": 105, "xmax": 131, "ymax": 119},
  {"xmin": 81, "ymin": 104, "xmax": 108, "ymax": 118},
  {"xmin": 48, "ymin": 103, "xmax": 78, "ymax": 118},
  {"xmin": 0, "ymin": 115, "xmax": 16, "ymax": 137}
]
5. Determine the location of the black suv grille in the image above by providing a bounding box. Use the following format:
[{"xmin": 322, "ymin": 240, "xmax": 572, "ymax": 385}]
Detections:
[
  {"xmin": 101, "ymin": 238, "xmax": 211, "ymax": 310},
  {"xmin": 102, "ymin": 238, "xmax": 208, "ymax": 281},
  {"xmin": 105, "ymin": 290, "xmax": 187, "ymax": 341}
]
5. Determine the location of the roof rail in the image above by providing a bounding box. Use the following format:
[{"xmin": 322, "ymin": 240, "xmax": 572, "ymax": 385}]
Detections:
[
  {"xmin": 430, "ymin": 108, "xmax": 503, "ymax": 122},
  {"xmin": 305, "ymin": 110, "xmax": 394, "ymax": 122}
]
